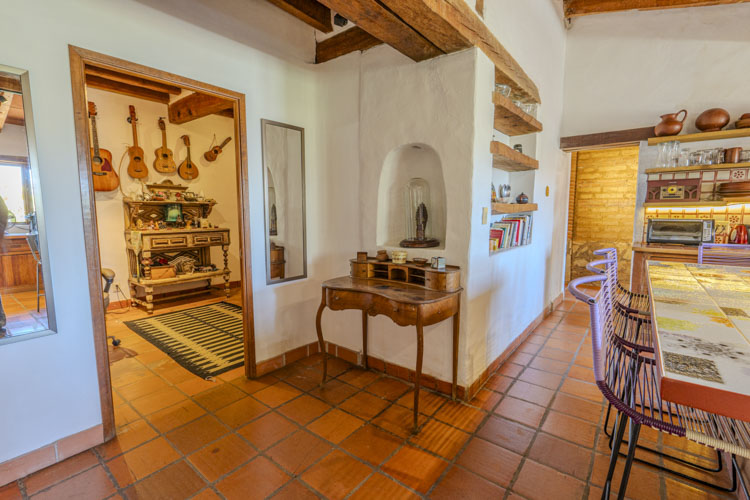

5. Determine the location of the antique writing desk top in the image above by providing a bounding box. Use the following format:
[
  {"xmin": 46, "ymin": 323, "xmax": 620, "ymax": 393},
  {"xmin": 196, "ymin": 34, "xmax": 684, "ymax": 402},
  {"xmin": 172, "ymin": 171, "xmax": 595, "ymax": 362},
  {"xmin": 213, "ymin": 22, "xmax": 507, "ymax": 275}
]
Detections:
[{"xmin": 322, "ymin": 276, "xmax": 461, "ymax": 304}]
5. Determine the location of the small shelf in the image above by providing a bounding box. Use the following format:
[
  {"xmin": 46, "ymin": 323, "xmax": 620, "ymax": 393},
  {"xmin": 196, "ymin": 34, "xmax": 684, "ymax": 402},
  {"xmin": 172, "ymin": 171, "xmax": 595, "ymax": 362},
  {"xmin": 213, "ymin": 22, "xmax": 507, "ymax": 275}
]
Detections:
[
  {"xmin": 492, "ymin": 202, "xmax": 538, "ymax": 214},
  {"xmin": 644, "ymin": 162, "xmax": 750, "ymax": 174},
  {"xmin": 648, "ymin": 128, "xmax": 750, "ymax": 146},
  {"xmin": 490, "ymin": 141, "xmax": 539, "ymax": 172},
  {"xmin": 493, "ymin": 92, "xmax": 542, "ymax": 136}
]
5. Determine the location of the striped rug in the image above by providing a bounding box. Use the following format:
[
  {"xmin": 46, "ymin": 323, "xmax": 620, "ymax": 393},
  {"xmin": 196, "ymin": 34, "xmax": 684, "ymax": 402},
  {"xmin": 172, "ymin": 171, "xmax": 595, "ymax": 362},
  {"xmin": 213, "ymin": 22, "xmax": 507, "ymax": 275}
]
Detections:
[{"xmin": 124, "ymin": 302, "xmax": 244, "ymax": 378}]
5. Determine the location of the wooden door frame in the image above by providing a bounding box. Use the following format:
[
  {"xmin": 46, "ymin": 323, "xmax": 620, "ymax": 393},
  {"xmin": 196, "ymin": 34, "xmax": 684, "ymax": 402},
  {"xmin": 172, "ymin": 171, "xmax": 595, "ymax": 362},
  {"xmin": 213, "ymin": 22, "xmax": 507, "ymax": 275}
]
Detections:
[{"xmin": 68, "ymin": 45, "xmax": 256, "ymax": 441}]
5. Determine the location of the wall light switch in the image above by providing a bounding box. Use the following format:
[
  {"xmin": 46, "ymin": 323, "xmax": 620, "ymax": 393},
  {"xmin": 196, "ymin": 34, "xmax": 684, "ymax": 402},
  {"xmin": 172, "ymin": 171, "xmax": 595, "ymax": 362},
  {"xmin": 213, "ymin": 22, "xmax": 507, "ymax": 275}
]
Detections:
[{"xmin": 482, "ymin": 207, "xmax": 488, "ymax": 224}]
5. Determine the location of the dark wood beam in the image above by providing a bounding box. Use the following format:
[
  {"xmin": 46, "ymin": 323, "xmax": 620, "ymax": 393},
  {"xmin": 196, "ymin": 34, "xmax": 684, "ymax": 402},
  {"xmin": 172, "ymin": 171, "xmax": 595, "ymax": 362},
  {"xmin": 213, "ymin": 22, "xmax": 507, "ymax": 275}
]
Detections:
[
  {"xmin": 169, "ymin": 92, "xmax": 234, "ymax": 124},
  {"xmin": 378, "ymin": 0, "xmax": 473, "ymax": 53},
  {"xmin": 265, "ymin": 0, "xmax": 333, "ymax": 32},
  {"xmin": 0, "ymin": 75, "xmax": 22, "ymax": 94},
  {"xmin": 560, "ymin": 126, "xmax": 655, "ymax": 151},
  {"xmin": 85, "ymin": 75, "xmax": 171, "ymax": 104},
  {"xmin": 564, "ymin": 0, "xmax": 750, "ymax": 17},
  {"xmin": 315, "ymin": 0, "xmax": 443, "ymax": 61},
  {"xmin": 84, "ymin": 65, "xmax": 182, "ymax": 95},
  {"xmin": 0, "ymin": 92, "xmax": 10, "ymax": 132},
  {"xmin": 316, "ymin": 26, "xmax": 383, "ymax": 63}
]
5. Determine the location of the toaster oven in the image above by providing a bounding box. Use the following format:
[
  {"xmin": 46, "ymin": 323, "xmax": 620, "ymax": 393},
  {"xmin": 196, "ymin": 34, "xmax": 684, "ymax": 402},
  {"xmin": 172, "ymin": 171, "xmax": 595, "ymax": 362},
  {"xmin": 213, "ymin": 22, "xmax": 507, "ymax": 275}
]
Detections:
[{"xmin": 646, "ymin": 219, "xmax": 714, "ymax": 245}]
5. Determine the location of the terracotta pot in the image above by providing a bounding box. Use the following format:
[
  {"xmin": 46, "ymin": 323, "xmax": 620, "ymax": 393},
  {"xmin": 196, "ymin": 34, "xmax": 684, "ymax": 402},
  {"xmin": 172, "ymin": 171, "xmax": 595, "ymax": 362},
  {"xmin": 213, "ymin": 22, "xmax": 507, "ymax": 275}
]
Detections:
[
  {"xmin": 695, "ymin": 108, "xmax": 730, "ymax": 132},
  {"xmin": 654, "ymin": 109, "xmax": 687, "ymax": 137},
  {"xmin": 724, "ymin": 147, "xmax": 742, "ymax": 164},
  {"xmin": 516, "ymin": 192, "xmax": 529, "ymax": 204}
]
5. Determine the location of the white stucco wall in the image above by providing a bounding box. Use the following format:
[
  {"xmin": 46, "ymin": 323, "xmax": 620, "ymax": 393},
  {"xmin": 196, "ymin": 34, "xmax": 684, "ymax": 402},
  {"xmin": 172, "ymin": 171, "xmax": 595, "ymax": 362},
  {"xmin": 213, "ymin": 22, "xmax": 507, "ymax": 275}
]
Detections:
[{"xmin": 563, "ymin": 3, "xmax": 750, "ymax": 136}]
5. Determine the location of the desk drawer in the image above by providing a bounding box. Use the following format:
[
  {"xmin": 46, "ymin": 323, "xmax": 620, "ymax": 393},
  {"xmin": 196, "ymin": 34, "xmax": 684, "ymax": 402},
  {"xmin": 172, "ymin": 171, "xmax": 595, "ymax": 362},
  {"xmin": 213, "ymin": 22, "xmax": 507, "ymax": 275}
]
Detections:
[
  {"xmin": 148, "ymin": 235, "xmax": 188, "ymax": 249},
  {"xmin": 193, "ymin": 232, "xmax": 228, "ymax": 246}
]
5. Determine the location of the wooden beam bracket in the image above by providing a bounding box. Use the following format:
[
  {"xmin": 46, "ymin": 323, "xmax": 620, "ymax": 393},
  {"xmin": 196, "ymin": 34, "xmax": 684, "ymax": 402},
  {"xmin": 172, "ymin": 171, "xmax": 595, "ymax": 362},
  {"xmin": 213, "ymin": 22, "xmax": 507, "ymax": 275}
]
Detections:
[
  {"xmin": 316, "ymin": 26, "xmax": 383, "ymax": 63},
  {"xmin": 168, "ymin": 92, "xmax": 234, "ymax": 124}
]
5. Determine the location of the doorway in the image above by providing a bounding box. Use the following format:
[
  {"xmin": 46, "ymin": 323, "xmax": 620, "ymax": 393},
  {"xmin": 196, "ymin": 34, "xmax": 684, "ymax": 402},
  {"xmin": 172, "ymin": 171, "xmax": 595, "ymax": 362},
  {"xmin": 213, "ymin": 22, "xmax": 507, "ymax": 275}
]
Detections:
[
  {"xmin": 566, "ymin": 146, "xmax": 640, "ymax": 284},
  {"xmin": 68, "ymin": 46, "xmax": 255, "ymax": 441}
]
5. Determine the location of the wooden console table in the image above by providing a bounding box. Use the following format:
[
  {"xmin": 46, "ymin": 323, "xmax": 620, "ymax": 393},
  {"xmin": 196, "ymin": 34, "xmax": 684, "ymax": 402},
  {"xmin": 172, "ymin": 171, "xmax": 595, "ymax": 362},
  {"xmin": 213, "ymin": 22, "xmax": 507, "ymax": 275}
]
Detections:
[{"xmin": 316, "ymin": 273, "xmax": 462, "ymax": 432}]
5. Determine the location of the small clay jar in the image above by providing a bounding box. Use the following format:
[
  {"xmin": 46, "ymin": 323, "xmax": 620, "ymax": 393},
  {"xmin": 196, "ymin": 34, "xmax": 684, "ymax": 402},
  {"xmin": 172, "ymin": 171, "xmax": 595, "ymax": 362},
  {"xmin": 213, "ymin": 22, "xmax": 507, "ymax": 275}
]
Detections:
[
  {"xmin": 724, "ymin": 147, "xmax": 742, "ymax": 164},
  {"xmin": 654, "ymin": 109, "xmax": 687, "ymax": 137},
  {"xmin": 516, "ymin": 192, "xmax": 529, "ymax": 204},
  {"xmin": 375, "ymin": 249, "xmax": 389, "ymax": 262},
  {"xmin": 695, "ymin": 108, "xmax": 730, "ymax": 132}
]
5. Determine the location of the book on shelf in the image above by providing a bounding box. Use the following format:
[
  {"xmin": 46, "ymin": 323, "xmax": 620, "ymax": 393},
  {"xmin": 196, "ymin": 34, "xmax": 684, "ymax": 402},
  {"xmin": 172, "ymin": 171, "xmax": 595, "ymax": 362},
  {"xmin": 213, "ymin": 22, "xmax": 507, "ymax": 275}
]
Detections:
[{"xmin": 490, "ymin": 214, "xmax": 533, "ymax": 251}]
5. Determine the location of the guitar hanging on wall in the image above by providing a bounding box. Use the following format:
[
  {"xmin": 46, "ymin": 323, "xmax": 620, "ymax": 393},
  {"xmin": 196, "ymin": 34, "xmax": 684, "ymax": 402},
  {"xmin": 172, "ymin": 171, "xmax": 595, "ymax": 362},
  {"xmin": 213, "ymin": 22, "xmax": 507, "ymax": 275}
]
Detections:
[
  {"xmin": 87, "ymin": 101, "xmax": 119, "ymax": 192},
  {"xmin": 203, "ymin": 136, "xmax": 232, "ymax": 162},
  {"xmin": 178, "ymin": 135, "xmax": 199, "ymax": 180},
  {"xmin": 153, "ymin": 118, "xmax": 176, "ymax": 173},
  {"xmin": 126, "ymin": 105, "xmax": 148, "ymax": 179}
]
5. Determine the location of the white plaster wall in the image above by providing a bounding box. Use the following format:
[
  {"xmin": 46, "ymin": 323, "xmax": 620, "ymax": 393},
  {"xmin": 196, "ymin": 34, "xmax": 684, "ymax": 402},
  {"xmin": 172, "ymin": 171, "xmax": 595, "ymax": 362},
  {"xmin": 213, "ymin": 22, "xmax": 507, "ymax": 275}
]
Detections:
[
  {"xmin": 563, "ymin": 3, "xmax": 750, "ymax": 136},
  {"xmin": 0, "ymin": 125, "xmax": 30, "ymax": 157},
  {"xmin": 464, "ymin": 0, "xmax": 569, "ymax": 383},
  {"xmin": 88, "ymin": 88, "xmax": 241, "ymax": 298},
  {"xmin": 0, "ymin": 0, "xmax": 318, "ymax": 464}
]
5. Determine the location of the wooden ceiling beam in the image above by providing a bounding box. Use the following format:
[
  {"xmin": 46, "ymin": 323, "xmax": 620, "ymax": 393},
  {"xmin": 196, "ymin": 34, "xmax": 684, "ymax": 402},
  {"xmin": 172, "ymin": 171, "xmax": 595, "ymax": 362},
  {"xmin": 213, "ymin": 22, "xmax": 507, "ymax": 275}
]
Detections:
[
  {"xmin": 564, "ymin": 0, "xmax": 750, "ymax": 17},
  {"xmin": 315, "ymin": 0, "xmax": 443, "ymax": 61},
  {"xmin": 265, "ymin": 0, "xmax": 333, "ymax": 32},
  {"xmin": 378, "ymin": 0, "xmax": 473, "ymax": 53},
  {"xmin": 559, "ymin": 126, "xmax": 655, "ymax": 151},
  {"xmin": 0, "ymin": 92, "xmax": 12, "ymax": 132},
  {"xmin": 0, "ymin": 75, "xmax": 22, "ymax": 94},
  {"xmin": 6, "ymin": 94, "xmax": 24, "ymax": 126},
  {"xmin": 85, "ymin": 75, "xmax": 171, "ymax": 104},
  {"xmin": 169, "ymin": 92, "xmax": 234, "ymax": 124},
  {"xmin": 316, "ymin": 26, "xmax": 383, "ymax": 63},
  {"xmin": 84, "ymin": 65, "xmax": 182, "ymax": 95}
]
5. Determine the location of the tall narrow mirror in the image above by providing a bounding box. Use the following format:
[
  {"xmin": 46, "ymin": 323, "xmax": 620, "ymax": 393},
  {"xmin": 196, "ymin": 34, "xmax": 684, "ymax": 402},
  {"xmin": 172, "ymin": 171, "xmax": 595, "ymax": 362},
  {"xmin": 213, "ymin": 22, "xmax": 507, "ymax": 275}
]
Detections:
[
  {"xmin": 0, "ymin": 65, "xmax": 55, "ymax": 343},
  {"xmin": 261, "ymin": 120, "xmax": 306, "ymax": 283}
]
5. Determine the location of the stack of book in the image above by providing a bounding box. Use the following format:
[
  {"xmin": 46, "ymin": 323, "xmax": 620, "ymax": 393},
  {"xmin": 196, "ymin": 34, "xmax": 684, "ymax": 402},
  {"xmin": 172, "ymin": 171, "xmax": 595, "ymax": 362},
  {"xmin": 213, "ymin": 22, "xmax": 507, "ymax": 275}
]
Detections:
[{"xmin": 490, "ymin": 214, "xmax": 533, "ymax": 252}]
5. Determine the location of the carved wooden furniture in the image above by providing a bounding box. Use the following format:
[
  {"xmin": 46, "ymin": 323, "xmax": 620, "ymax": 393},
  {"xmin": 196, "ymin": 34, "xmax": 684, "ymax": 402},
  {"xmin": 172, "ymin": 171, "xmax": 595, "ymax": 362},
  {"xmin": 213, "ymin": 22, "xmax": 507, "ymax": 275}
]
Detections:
[
  {"xmin": 316, "ymin": 259, "xmax": 462, "ymax": 433},
  {"xmin": 123, "ymin": 198, "xmax": 230, "ymax": 313},
  {"xmin": 0, "ymin": 235, "xmax": 41, "ymax": 292},
  {"xmin": 269, "ymin": 243, "xmax": 285, "ymax": 280}
]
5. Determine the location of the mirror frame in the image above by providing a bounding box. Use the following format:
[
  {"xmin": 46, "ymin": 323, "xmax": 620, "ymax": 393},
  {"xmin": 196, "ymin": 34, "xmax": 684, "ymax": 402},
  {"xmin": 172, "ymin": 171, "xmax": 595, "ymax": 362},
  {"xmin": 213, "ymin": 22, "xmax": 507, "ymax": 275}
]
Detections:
[
  {"xmin": 260, "ymin": 119, "xmax": 307, "ymax": 285},
  {"xmin": 0, "ymin": 64, "xmax": 57, "ymax": 344}
]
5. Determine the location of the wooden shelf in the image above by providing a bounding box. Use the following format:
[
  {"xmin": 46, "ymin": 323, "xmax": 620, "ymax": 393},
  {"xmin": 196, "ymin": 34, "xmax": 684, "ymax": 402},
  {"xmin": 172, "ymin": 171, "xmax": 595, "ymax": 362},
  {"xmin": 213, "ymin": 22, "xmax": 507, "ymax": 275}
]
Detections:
[
  {"xmin": 490, "ymin": 141, "xmax": 539, "ymax": 172},
  {"xmin": 492, "ymin": 202, "xmax": 538, "ymax": 214},
  {"xmin": 644, "ymin": 199, "xmax": 750, "ymax": 208},
  {"xmin": 132, "ymin": 269, "xmax": 226, "ymax": 285},
  {"xmin": 645, "ymin": 162, "xmax": 750, "ymax": 174},
  {"xmin": 648, "ymin": 128, "xmax": 750, "ymax": 145},
  {"xmin": 493, "ymin": 92, "xmax": 542, "ymax": 136}
]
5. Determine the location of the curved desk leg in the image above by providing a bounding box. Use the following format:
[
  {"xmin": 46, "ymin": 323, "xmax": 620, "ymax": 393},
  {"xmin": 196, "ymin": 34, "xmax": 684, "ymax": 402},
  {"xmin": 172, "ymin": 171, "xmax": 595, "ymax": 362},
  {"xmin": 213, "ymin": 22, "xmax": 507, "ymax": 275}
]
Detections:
[
  {"xmin": 452, "ymin": 308, "xmax": 460, "ymax": 401},
  {"xmin": 362, "ymin": 311, "xmax": 369, "ymax": 369},
  {"xmin": 316, "ymin": 295, "xmax": 328, "ymax": 386},
  {"xmin": 413, "ymin": 310, "xmax": 424, "ymax": 433}
]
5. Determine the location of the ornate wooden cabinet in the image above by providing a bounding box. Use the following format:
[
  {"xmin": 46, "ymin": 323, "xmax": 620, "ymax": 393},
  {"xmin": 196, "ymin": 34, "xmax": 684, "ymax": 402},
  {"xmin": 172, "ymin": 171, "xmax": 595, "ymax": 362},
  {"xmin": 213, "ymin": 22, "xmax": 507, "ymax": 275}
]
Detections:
[{"xmin": 123, "ymin": 198, "xmax": 230, "ymax": 313}]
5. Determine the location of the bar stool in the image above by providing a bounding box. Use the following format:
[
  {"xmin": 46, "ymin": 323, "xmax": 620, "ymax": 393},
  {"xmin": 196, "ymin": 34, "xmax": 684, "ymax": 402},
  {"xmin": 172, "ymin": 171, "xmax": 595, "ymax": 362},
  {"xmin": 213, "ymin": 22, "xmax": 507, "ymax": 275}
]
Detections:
[
  {"xmin": 587, "ymin": 254, "xmax": 728, "ymax": 488},
  {"xmin": 569, "ymin": 274, "xmax": 749, "ymax": 499},
  {"xmin": 591, "ymin": 247, "xmax": 649, "ymax": 313}
]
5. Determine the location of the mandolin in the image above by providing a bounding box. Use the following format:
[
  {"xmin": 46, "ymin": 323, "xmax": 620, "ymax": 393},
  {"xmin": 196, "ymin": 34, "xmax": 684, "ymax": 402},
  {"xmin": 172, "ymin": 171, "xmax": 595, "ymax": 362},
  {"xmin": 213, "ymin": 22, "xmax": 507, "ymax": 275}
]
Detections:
[
  {"xmin": 88, "ymin": 102, "xmax": 119, "ymax": 192},
  {"xmin": 203, "ymin": 136, "xmax": 232, "ymax": 162},
  {"xmin": 126, "ymin": 105, "xmax": 148, "ymax": 179},
  {"xmin": 153, "ymin": 118, "xmax": 176, "ymax": 173},
  {"xmin": 178, "ymin": 135, "xmax": 199, "ymax": 180}
]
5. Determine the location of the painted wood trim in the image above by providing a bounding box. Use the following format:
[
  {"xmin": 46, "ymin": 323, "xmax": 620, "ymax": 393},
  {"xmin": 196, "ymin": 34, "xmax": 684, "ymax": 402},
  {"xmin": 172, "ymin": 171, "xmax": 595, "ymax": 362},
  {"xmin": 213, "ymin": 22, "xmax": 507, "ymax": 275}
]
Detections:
[
  {"xmin": 564, "ymin": 0, "xmax": 750, "ymax": 18},
  {"xmin": 560, "ymin": 126, "xmax": 655, "ymax": 151}
]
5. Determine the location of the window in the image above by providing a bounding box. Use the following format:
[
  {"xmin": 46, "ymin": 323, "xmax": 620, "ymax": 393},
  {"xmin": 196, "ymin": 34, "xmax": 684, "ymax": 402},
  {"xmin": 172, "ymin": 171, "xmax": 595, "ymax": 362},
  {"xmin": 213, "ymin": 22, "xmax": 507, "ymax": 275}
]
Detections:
[{"xmin": 0, "ymin": 158, "xmax": 33, "ymax": 225}]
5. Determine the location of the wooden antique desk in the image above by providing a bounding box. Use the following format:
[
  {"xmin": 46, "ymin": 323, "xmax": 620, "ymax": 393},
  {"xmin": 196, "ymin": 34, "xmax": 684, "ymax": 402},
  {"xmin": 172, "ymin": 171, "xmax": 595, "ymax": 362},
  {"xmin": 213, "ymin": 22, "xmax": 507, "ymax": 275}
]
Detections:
[
  {"xmin": 647, "ymin": 261, "xmax": 750, "ymax": 421},
  {"xmin": 316, "ymin": 258, "xmax": 462, "ymax": 432}
]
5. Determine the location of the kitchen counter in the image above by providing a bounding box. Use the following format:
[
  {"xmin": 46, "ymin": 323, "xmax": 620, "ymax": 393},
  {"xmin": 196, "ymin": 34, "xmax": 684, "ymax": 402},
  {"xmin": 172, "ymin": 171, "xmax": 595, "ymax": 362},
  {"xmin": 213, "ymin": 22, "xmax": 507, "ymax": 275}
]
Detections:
[{"xmin": 631, "ymin": 242, "xmax": 700, "ymax": 293}]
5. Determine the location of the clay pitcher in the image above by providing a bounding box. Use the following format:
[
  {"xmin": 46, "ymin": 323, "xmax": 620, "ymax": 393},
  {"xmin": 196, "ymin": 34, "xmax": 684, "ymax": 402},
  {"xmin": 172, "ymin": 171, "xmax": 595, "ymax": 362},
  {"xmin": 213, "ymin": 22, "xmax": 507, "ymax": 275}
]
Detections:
[{"xmin": 654, "ymin": 109, "xmax": 687, "ymax": 137}]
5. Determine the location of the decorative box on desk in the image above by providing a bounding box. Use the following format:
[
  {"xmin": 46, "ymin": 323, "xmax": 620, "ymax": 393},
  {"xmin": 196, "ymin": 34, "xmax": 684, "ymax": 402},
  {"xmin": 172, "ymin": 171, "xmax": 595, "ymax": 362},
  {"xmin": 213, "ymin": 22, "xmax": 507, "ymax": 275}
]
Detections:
[
  {"xmin": 123, "ymin": 197, "xmax": 230, "ymax": 314},
  {"xmin": 349, "ymin": 258, "xmax": 460, "ymax": 292}
]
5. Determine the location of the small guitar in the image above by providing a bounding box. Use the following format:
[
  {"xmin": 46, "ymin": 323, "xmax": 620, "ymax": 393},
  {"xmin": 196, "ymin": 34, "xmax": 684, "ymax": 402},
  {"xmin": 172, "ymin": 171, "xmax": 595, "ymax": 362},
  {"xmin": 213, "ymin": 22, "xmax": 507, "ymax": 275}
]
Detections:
[
  {"xmin": 153, "ymin": 118, "xmax": 176, "ymax": 173},
  {"xmin": 178, "ymin": 135, "xmax": 199, "ymax": 180},
  {"xmin": 126, "ymin": 105, "xmax": 147, "ymax": 179},
  {"xmin": 88, "ymin": 102, "xmax": 119, "ymax": 192},
  {"xmin": 203, "ymin": 136, "xmax": 232, "ymax": 162}
]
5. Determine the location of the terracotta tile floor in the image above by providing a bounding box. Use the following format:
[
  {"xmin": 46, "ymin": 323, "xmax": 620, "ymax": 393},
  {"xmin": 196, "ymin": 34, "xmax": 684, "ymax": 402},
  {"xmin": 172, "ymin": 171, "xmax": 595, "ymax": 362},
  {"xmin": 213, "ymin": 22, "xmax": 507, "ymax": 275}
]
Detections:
[
  {"xmin": 1, "ymin": 291, "xmax": 740, "ymax": 499},
  {"xmin": 0, "ymin": 289, "xmax": 48, "ymax": 338}
]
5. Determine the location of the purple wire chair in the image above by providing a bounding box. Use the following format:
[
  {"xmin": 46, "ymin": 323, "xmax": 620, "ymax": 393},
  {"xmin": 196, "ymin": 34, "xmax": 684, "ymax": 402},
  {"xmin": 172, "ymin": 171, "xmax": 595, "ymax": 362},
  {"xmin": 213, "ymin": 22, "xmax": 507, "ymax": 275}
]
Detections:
[
  {"xmin": 698, "ymin": 243, "xmax": 750, "ymax": 266},
  {"xmin": 568, "ymin": 274, "xmax": 750, "ymax": 499},
  {"xmin": 590, "ymin": 247, "xmax": 650, "ymax": 313}
]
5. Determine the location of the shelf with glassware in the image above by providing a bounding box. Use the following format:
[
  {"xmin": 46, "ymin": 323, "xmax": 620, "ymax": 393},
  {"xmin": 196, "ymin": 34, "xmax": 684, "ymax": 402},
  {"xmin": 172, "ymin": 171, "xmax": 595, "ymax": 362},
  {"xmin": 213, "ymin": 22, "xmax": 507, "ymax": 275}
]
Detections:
[
  {"xmin": 491, "ymin": 141, "xmax": 539, "ymax": 172},
  {"xmin": 648, "ymin": 128, "xmax": 750, "ymax": 146},
  {"xmin": 490, "ymin": 213, "xmax": 533, "ymax": 253},
  {"xmin": 492, "ymin": 91, "xmax": 542, "ymax": 137}
]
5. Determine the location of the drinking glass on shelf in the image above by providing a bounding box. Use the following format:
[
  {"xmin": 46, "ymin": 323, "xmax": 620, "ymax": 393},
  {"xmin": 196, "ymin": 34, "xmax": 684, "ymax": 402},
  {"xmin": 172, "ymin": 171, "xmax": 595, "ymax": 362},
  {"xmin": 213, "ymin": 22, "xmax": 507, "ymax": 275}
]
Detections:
[
  {"xmin": 513, "ymin": 99, "xmax": 523, "ymax": 109},
  {"xmin": 523, "ymin": 103, "xmax": 537, "ymax": 118},
  {"xmin": 740, "ymin": 150, "xmax": 750, "ymax": 163},
  {"xmin": 689, "ymin": 150, "xmax": 703, "ymax": 166},
  {"xmin": 655, "ymin": 142, "xmax": 669, "ymax": 168},
  {"xmin": 678, "ymin": 150, "xmax": 690, "ymax": 168},
  {"xmin": 495, "ymin": 84, "xmax": 511, "ymax": 96},
  {"xmin": 715, "ymin": 148, "xmax": 725, "ymax": 164}
]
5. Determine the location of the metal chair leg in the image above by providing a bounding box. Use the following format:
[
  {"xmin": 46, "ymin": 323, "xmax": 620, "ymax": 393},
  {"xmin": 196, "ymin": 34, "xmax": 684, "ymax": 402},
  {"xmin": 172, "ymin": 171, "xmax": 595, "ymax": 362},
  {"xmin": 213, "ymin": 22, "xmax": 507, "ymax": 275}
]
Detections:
[
  {"xmin": 36, "ymin": 263, "xmax": 40, "ymax": 312},
  {"xmin": 604, "ymin": 411, "xmax": 628, "ymax": 499},
  {"xmin": 617, "ymin": 420, "xmax": 642, "ymax": 500}
]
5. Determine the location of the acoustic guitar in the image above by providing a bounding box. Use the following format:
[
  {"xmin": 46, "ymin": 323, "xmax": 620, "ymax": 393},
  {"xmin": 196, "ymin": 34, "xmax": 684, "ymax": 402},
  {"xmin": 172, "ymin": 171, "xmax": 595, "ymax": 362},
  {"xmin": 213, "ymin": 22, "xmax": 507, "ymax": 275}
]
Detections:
[
  {"xmin": 153, "ymin": 118, "xmax": 176, "ymax": 173},
  {"xmin": 87, "ymin": 102, "xmax": 119, "ymax": 192},
  {"xmin": 178, "ymin": 135, "xmax": 199, "ymax": 180},
  {"xmin": 203, "ymin": 136, "xmax": 232, "ymax": 162},
  {"xmin": 126, "ymin": 105, "xmax": 147, "ymax": 179}
]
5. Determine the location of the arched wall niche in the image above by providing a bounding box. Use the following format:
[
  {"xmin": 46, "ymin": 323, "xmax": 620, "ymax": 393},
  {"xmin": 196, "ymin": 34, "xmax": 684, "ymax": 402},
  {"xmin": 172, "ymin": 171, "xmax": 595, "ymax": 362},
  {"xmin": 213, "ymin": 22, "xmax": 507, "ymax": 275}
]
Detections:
[{"xmin": 376, "ymin": 143, "xmax": 447, "ymax": 250}]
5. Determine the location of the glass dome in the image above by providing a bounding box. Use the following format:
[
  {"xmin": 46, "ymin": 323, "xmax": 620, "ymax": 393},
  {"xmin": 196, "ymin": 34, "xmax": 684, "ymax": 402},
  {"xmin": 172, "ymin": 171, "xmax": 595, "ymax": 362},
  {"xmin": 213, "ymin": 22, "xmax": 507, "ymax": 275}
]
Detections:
[{"xmin": 400, "ymin": 177, "xmax": 439, "ymax": 248}]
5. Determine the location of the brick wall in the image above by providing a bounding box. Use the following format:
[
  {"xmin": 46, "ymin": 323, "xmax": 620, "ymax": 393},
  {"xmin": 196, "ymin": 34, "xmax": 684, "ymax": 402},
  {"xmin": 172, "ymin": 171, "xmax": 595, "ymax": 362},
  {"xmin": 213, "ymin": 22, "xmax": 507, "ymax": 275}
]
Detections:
[{"xmin": 569, "ymin": 146, "xmax": 640, "ymax": 282}]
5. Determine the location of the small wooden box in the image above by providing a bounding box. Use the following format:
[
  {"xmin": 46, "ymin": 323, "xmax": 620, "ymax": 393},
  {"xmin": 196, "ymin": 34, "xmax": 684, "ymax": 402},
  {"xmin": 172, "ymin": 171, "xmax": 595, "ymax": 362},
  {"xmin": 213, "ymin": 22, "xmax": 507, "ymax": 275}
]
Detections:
[{"xmin": 151, "ymin": 266, "xmax": 176, "ymax": 280}]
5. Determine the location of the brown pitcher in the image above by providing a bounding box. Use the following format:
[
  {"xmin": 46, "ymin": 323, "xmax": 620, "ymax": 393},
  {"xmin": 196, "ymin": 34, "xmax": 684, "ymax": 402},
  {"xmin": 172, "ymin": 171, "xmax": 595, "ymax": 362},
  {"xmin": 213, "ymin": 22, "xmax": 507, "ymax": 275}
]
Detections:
[{"xmin": 654, "ymin": 109, "xmax": 687, "ymax": 137}]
